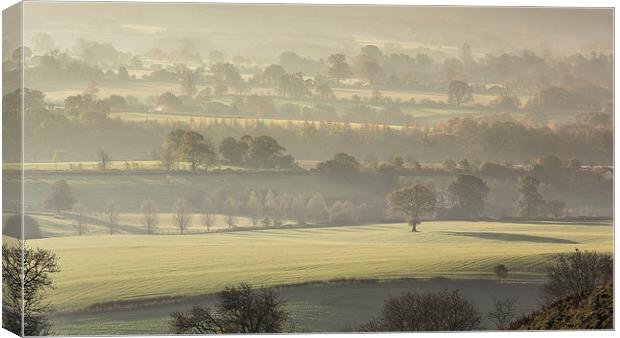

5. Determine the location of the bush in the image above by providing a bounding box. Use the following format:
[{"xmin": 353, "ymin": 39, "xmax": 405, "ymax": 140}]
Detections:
[
  {"xmin": 360, "ymin": 290, "xmax": 481, "ymax": 331},
  {"xmin": 2, "ymin": 214, "xmax": 43, "ymax": 239},
  {"xmin": 493, "ymin": 264, "xmax": 509, "ymax": 280},
  {"xmin": 170, "ymin": 283, "xmax": 288, "ymax": 333},
  {"xmin": 543, "ymin": 249, "xmax": 612, "ymax": 301}
]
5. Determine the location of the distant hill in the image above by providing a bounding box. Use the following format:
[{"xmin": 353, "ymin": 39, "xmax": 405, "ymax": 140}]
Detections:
[{"xmin": 508, "ymin": 282, "xmax": 613, "ymax": 330}]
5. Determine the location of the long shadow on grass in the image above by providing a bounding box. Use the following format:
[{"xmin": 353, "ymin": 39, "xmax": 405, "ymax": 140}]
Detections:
[{"xmin": 444, "ymin": 231, "xmax": 578, "ymax": 244}]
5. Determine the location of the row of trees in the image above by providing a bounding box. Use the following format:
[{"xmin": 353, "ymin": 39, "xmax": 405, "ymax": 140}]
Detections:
[
  {"xmin": 5, "ymin": 87, "xmax": 612, "ymax": 166},
  {"xmin": 42, "ymin": 172, "xmax": 564, "ymax": 238},
  {"xmin": 386, "ymin": 173, "xmax": 566, "ymax": 232},
  {"xmin": 153, "ymin": 64, "xmax": 608, "ymax": 117},
  {"xmin": 159, "ymin": 130, "xmax": 297, "ymax": 171},
  {"xmin": 41, "ymin": 179, "xmax": 380, "ymax": 235}
]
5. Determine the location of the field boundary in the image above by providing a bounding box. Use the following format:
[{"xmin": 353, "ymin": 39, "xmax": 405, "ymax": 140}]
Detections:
[{"xmin": 53, "ymin": 276, "xmax": 544, "ymax": 316}]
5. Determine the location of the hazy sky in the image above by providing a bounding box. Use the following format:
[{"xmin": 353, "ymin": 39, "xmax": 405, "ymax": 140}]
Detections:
[{"xmin": 20, "ymin": 2, "xmax": 613, "ymax": 59}]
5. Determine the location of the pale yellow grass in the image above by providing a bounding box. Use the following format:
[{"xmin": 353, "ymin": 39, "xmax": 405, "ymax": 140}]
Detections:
[{"xmin": 30, "ymin": 220, "xmax": 612, "ymax": 312}]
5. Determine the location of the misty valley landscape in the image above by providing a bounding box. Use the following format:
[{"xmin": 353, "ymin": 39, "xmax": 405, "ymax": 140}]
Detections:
[{"xmin": 1, "ymin": 3, "xmax": 614, "ymax": 335}]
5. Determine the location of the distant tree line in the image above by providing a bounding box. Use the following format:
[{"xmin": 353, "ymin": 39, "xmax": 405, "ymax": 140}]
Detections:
[{"xmin": 4, "ymin": 87, "xmax": 612, "ymax": 167}]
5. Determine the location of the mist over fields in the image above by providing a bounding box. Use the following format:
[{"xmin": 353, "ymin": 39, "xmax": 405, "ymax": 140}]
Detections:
[
  {"xmin": 2, "ymin": 3, "xmax": 614, "ymax": 335},
  {"xmin": 16, "ymin": 4, "xmax": 613, "ymax": 60}
]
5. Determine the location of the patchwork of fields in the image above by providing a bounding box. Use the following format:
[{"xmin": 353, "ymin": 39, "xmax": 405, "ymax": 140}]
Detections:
[{"xmin": 30, "ymin": 220, "xmax": 612, "ymax": 313}]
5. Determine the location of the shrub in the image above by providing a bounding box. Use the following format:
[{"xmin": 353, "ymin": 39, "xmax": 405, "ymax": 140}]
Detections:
[
  {"xmin": 170, "ymin": 283, "xmax": 288, "ymax": 333},
  {"xmin": 543, "ymin": 249, "xmax": 612, "ymax": 301},
  {"xmin": 360, "ymin": 290, "xmax": 481, "ymax": 331},
  {"xmin": 493, "ymin": 264, "xmax": 509, "ymax": 280},
  {"xmin": 2, "ymin": 214, "xmax": 43, "ymax": 239}
]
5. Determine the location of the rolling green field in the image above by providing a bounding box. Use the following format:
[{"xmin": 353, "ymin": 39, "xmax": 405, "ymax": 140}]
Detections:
[{"xmin": 31, "ymin": 220, "xmax": 612, "ymax": 313}]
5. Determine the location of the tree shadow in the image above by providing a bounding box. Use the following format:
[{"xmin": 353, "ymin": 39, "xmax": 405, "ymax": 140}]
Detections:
[{"xmin": 444, "ymin": 231, "xmax": 579, "ymax": 244}]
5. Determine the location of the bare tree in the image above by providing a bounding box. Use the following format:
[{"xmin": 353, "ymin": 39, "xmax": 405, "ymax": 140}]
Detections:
[
  {"xmin": 175, "ymin": 198, "xmax": 192, "ymax": 234},
  {"xmin": 201, "ymin": 197, "xmax": 214, "ymax": 232},
  {"xmin": 106, "ymin": 201, "xmax": 119, "ymax": 235},
  {"xmin": 274, "ymin": 193, "xmax": 291, "ymax": 226},
  {"xmin": 2, "ymin": 243, "xmax": 60, "ymax": 336},
  {"xmin": 225, "ymin": 197, "xmax": 239, "ymax": 229},
  {"xmin": 290, "ymin": 194, "xmax": 306, "ymax": 225},
  {"xmin": 99, "ymin": 150, "xmax": 111, "ymax": 171},
  {"xmin": 246, "ymin": 191, "xmax": 263, "ymax": 227},
  {"xmin": 487, "ymin": 297, "xmax": 519, "ymax": 329},
  {"xmin": 361, "ymin": 289, "xmax": 481, "ymax": 331},
  {"xmin": 170, "ymin": 283, "xmax": 288, "ymax": 334},
  {"xmin": 306, "ymin": 193, "xmax": 328, "ymax": 222},
  {"xmin": 264, "ymin": 190, "xmax": 278, "ymax": 220},
  {"xmin": 141, "ymin": 199, "xmax": 159, "ymax": 234},
  {"xmin": 73, "ymin": 203, "xmax": 86, "ymax": 236}
]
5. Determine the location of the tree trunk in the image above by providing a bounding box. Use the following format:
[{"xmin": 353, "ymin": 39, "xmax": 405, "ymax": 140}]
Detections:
[{"xmin": 409, "ymin": 219, "xmax": 419, "ymax": 232}]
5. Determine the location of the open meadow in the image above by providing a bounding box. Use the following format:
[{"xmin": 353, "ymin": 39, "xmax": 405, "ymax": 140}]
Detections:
[{"xmin": 31, "ymin": 220, "xmax": 612, "ymax": 313}]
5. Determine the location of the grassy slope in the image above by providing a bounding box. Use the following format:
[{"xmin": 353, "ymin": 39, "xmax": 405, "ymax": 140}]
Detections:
[
  {"xmin": 508, "ymin": 282, "xmax": 613, "ymax": 330},
  {"xmin": 30, "ymin": 221, "xmax": 612, "ymax": 312}
]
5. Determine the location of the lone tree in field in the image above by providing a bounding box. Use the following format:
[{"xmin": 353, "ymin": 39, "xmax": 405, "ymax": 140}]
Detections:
[
  {"xmin": 98, "ymin": 150, "xmax": 111, "ymax": 171},
  {"xmin": 141, "ymin": 199, "xmax": 159, "ymax": 234},
  {"xmin": 387, "ymin": 184, "xmax": 437, "ymax": 232},
  {"xmin": 43, "ymin": 180, "xmax": 76, "ymax": 214},
  {"xmin": 106, "ymin": 201, "xmax": 119, "ymax": 235},
  {"xmin": 360, "ymin": 290, "xmax": 481, "ymax": 331},
  {"xmin": 2, "ymin": 243, "xmax": 60, "ymax": 336},
  {"xmin": 448, "ymin": 174, "xmax": 490, "ymax": 219},
  {"xmin": 170, "ymin": 283, "xmax": 289, "ymax": 334},
  {"xmin": 448, "ymin": 80, "xmax": 473, "ymax": 107},
  {"xmin": 175, "ymin": 198, "xmax": 192, "ymax": 234},
  {"xmin": 516, "ymin": 176, "xmax": 546, "ymax": 218}
]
